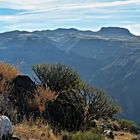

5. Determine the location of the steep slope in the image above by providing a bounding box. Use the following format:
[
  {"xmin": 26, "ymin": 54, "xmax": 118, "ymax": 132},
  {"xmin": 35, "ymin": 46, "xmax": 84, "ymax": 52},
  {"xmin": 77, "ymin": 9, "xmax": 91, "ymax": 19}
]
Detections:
[
  {"xmin": 0, "ymin": 30, "xmax": 100, "ymax": 80},
  {"xmin": 93, "ymin": 51, "xmax": 140, "ymax": 122}
]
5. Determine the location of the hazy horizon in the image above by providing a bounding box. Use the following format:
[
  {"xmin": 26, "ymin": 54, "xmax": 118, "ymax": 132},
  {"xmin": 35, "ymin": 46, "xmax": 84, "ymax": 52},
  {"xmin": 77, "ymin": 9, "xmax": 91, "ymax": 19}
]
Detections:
[{"xmin": 0, "ymin": 26, "xmax": 139, "ymax": 36}]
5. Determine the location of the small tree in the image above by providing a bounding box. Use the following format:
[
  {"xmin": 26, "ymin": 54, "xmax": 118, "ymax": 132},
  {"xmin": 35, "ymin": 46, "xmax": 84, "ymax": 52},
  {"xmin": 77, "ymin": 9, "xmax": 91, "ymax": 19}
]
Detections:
[
  {"xmin": 32, "ymin": 63, "xmax": 82, "ymax": 93},
  {"xmin": 80, "ymin": 84, "xmax": 121, "ymax": 130},
  {"xmin": 87, "ymin": 91, "xmax": 120, "ymax": 119}
]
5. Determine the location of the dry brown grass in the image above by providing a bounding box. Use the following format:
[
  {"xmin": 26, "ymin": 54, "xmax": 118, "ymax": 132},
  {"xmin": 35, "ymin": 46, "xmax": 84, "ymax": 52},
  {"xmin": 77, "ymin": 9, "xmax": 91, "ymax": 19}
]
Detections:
[
  {"xmin": 112, "ymin": 131, "xmax": 136, "ymax": 140},
  {"xmin": 28, "ymin": 86, "xmax": 57, "ymax": 113},
  {"xmin": 96, "ymin": 119, "xmax": 138, "ymax": 140},
  {"xmin": 0, "ymin": 62, "xmax": 19, "ymax": 94},
  {"xmin": 13, "ymin": 121, "xmax": 138, "ymax": 140},
  {"xmin": 13, "ymin": 120, "xmax": 61, "ymax": 140},
  {"xmin": 0, "ymin": 63, "xmax": 19, "ymax": 80}
]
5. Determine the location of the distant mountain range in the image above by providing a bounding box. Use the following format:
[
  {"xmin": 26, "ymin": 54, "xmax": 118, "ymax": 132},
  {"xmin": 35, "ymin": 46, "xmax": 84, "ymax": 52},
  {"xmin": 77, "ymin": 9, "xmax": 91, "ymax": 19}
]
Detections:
[{"xmin": 0, "ymin": 27, "xmax": 140, "ymax": 123}]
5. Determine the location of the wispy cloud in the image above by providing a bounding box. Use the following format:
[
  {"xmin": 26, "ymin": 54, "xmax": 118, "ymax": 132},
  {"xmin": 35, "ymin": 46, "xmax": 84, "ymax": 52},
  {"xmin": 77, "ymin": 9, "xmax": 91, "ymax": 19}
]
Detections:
[
  {"xmin": 0, "ymin": 0, "xmax": 139, "ymax": 34},
  {"xmin": 0, "ymin": 0, "xmax": 139, "ymax": 9}
]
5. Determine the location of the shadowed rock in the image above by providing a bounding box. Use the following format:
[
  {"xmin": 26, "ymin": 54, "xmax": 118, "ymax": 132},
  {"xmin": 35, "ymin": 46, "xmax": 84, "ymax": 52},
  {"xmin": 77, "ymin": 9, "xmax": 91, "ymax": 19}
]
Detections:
[{"xmin": 12, "ymin": 75, "xmax": 36, "ymax": 92}]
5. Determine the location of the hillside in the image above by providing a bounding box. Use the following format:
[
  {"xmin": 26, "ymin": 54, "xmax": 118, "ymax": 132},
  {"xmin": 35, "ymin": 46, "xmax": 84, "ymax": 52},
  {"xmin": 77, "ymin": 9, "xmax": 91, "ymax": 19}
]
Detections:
[
  {"xmin": 12, "ymin": 120, "xmax": 140, "ymax": 140},
  {"xmin": 0, "ymin": 27, "xmax": 140, "ymax": 122}
]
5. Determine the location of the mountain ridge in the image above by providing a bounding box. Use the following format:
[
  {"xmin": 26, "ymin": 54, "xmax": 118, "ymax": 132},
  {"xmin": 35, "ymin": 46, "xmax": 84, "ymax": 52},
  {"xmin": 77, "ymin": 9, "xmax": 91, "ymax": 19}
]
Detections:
[{"xmin": 0, "ymin": 26, "xmax": 137, "ymax": 37}]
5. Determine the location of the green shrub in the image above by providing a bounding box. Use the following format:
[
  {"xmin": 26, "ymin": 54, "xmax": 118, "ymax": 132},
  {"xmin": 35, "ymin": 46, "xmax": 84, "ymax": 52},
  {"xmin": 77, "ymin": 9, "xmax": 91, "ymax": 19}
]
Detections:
[
  {"xmin": 118, "ymin": 119, "xmax": 136, "ymax": 129},
  {"xmin": 32, "ymin": 63, "xmax": 82, "ymax": 93},
  {"xmin": 118, "ymin": 119, "xmax": 140, "ymax": 134},
  {"xmin": 62, "ymin": 129, "xmax": 104, "ymax": 140}
]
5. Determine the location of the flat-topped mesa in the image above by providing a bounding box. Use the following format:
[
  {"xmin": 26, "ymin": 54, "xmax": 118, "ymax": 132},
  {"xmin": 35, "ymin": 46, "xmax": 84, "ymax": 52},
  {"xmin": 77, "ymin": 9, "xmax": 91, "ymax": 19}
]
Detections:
[{"xmin": 97, "ymin": 27, "xmax": 134, "ymax": 37}]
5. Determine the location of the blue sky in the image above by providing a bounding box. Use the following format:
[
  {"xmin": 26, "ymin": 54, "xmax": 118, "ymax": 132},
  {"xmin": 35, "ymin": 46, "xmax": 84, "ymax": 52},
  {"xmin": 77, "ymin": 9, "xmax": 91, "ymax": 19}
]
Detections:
[{"xmin": 0, "ymin": 0, "xmax": 140, "ymax": 35}]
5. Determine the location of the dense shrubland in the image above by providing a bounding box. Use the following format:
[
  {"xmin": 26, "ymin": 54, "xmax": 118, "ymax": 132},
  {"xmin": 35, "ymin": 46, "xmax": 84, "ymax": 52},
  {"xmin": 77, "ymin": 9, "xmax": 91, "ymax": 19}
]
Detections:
[{"xmin": 0, "ymin": 62, "xmax": 139, "ymax": 139}]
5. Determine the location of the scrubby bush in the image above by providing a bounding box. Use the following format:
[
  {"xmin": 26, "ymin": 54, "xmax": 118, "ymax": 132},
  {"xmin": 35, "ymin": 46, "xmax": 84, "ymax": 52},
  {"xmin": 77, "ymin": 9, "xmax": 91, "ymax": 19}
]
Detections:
[
  {"xmin": 0, "ymin": 92, "xmax": 18, "ymax": 123},
  {"xmin": 45, "ymin": 89, "xmax": 85, "ymax": 131},
  {"xmin": 118, "ymin": 119, "xmax": 140, "ymax": 134},
  {"xmin": 62, "ymin": 128, "xmax": 104, "ymax": 140},
  {"xmin": 32, "ymin": 63, "xmax": 120, "ymax": 131},
  {"xmin": 86, "ymin": 91, "xmax": 121, "ymax": 120},
  {"xmin": 119, "ymin": 119, "xmax": 135, "ymax": 130},
  {"xmin": 29, "ymin": 86, "xmax": 57, "ymax": 113},
  {"xmin": 32, "ymin": 63, "xmax": 82, "ymax": 93},
  {"xmin": 0, "ymin": 62, "xmax": 19, "ymax": 94},
  {"xmin": 0, "ymin": 62, "xmax": 19, "ymax": 81},
  {"xmin": 0, "ymin": 63, "xmax": 19, "ymax": 122},
  {"xmin": 0, "ymin": 65, "xmax": 37, "ymax": 121},
  {"xmin": 77, "ymin": 84, "xmax": 121, "ymax": 130}
]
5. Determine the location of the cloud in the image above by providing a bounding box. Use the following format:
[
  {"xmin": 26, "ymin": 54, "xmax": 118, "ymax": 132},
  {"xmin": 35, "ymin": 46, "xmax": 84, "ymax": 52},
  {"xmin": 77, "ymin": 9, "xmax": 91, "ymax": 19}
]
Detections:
[
  {"xmin": 0, "ymin": 0, "xmax": 139, "ymax": 15},
  {"xmin": 123, "ymin": 24, "xmax": 140, "ymax": 35},
  {"xmin": 0, "ymin": 0, "xmax": 139, "ymax": 34},
  {"xmin": 0, "ymin": 0, "xmax": 140, "ymax": 11}
]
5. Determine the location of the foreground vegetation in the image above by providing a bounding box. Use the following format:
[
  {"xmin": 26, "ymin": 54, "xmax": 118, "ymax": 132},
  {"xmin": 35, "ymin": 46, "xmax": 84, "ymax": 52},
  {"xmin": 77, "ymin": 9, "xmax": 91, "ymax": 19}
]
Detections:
[
  {"xmin": 13, "ymin": 120, "xmax": 139, "ymax": 140},
  {"xmin": 0, "ymin": 62, "xmax": 139, "ymax": 139},
  {"xmin": 14, "ymin": 120, "xmax": 61, "ymax": 140}
]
